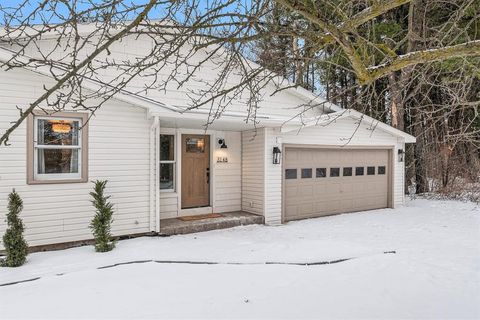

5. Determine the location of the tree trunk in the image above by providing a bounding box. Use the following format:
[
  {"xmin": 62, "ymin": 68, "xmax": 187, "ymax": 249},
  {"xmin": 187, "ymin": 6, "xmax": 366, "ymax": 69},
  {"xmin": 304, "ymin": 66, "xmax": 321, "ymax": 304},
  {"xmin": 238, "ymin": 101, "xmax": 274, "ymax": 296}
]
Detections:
[
  {"xmin": 412, "ymin": 110, "xmax": 429, "ymax": 193},
  {"xmin": 407, "ymin": 0, "xmax": 429, "ymax": 194},
  {"xmin": 388, "ymin": 71, "xmax": 405, "ymax": 131}
]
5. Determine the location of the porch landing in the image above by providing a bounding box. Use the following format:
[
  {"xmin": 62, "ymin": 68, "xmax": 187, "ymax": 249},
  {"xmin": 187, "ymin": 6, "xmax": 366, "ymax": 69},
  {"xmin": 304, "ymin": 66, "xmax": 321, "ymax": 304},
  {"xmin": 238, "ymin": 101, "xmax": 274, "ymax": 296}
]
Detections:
[{"xmin": 159, "ymin": 211, "xmax": 264, "ymax": 236}]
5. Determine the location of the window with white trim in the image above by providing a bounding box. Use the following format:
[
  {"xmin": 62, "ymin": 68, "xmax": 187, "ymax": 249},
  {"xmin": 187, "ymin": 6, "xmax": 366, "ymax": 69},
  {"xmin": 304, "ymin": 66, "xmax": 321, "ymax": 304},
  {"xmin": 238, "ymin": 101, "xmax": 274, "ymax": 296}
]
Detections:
[
  {"xmin": 160, "ymin": 134, "xmax": 175, "ymax": 191},
  {"xmin": 28, "ymin": 113, "xmax": 88, "ymax": 183}
]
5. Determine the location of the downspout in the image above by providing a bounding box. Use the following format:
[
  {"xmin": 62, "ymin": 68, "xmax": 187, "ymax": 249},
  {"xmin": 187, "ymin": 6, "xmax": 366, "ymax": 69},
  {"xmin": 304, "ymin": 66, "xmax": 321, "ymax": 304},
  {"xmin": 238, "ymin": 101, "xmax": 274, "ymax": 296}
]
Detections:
[
  {"xmin": 155, "ymin": 117, "xmax": 161, "ymax": 232},
  {"xmin": 149, "ymin": 116, "xmax": 160, "ymax": 233}
]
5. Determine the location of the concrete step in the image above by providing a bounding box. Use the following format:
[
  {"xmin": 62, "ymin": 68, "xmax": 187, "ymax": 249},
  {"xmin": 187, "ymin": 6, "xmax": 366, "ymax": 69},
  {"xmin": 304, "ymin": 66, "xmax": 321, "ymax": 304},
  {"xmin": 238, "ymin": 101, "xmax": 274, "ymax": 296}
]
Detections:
[{"xmin": 159, "ymin": 211, "xmax": 264, "ymax": 236}]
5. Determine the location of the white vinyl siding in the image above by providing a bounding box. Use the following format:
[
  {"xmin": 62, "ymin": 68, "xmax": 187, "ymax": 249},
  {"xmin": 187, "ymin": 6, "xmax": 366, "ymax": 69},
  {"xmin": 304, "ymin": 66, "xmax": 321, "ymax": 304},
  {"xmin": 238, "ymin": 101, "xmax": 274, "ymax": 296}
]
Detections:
[
  {"xmin": 0, "ymin": 67, "xmax": 151, "ymax": 249},
  {"xmin": 394, "ymin": 140, "xmax": 406, "ymax": 207},
  {"xmin": 241, "ymin": 129, "xmax": 265, "ymax": 216},
  {"xmin": 159, "ymin": 192, "xmax": 178, "ymax": 219},
  {"xmin": 214, "ymin": 131, "xmax": 242, "ymax": 213},
  {"xmin": 264, "ymin": 128, "xmax": 282, "ymax": 225}
]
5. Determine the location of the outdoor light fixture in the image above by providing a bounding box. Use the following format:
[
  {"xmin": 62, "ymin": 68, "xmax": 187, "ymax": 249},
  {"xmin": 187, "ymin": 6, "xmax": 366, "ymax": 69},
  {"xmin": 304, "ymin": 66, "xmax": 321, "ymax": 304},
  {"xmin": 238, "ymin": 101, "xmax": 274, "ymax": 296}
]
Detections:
[
  {"xmin": 273, "ymin": 147, "xmax": 282, "ymax": 164},
  {"xmin": 218, "ymin": 138, "xmax": 228, "ymax": 149},
  {"xmin": 398, "ymin": 149, "xmax": 405, "ymax": 162}
]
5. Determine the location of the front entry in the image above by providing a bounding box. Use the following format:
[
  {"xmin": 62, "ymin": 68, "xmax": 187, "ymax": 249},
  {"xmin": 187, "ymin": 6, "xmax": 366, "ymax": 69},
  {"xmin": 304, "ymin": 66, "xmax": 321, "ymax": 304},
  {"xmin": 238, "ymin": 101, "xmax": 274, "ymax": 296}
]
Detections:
[{"xmin": 181, "ymin": 134, "xmax": 210, "ymax": 209}]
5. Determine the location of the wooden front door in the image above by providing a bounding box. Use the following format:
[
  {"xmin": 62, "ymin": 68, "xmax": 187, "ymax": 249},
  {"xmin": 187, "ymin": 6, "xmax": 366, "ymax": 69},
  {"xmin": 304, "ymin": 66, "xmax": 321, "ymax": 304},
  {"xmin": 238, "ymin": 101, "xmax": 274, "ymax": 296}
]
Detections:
[{"xmin": 181, "ymin": 134, "xmax": 210, "ymax": 209}]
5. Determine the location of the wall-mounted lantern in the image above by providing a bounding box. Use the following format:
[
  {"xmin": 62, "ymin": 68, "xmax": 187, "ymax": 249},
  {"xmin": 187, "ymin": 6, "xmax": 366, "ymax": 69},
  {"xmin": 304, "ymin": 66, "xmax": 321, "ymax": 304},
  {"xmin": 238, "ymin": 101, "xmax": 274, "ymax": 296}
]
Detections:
[
  {"xmin": 398, "ymin": 149, "xmax": 404, "ymax": 162},
  {"xmin": 273, "ymin": 147, "xmax": 282, "ymax": 164},
  {"xmin": 217, "ymin": 138, "xmax": 228, "ymax": 149}
]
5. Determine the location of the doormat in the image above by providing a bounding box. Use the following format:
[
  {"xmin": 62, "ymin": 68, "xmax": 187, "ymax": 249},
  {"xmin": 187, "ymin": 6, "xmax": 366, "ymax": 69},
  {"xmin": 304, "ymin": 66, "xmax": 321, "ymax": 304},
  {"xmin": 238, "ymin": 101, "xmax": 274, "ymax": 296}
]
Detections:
[{"xmin": 177, "ymin": 213, "xmax": 223, "ymax": 221}]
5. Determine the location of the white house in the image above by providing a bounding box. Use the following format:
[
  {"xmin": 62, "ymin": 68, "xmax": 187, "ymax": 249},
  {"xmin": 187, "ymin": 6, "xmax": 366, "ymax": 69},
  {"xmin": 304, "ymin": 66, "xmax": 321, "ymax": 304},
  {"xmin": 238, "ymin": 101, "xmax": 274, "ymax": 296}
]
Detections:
[{"xmin": 0, "ymin": 24, "xmax": 415, "ymax": 249}]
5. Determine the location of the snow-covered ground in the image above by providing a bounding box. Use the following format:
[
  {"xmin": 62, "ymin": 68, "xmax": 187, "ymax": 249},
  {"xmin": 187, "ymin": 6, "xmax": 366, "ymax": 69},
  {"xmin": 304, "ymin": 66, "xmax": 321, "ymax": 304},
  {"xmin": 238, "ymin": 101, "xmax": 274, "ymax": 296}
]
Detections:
[{"xmin": 1, "ymin": 199, "xmax": 479, "ymax": 319}]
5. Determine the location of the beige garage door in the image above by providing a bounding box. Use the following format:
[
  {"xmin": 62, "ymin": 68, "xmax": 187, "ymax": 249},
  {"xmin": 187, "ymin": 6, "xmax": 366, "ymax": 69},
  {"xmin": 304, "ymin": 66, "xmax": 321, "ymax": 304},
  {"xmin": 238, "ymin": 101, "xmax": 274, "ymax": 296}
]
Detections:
[{"xmin": 284, "ymin": 148, "xmax": 391, "ymax": 221}]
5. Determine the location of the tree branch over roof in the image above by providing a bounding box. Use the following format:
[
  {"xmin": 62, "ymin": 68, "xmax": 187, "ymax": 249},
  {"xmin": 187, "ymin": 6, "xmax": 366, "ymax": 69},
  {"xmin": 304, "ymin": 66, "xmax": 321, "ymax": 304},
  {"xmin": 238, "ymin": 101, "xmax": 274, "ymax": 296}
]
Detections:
[{"xmin": 369, "ymin": 40, "xmax": 480, "ymax": 80}]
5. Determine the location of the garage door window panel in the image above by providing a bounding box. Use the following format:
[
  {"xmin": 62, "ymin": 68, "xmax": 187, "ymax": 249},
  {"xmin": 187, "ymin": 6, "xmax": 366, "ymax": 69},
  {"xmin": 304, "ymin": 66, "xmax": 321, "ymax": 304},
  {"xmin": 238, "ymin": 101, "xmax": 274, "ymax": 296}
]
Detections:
[
  {"xmin": 343, "ymin": 167, "xmax": 352, "ymax": 176},
  {"xmin": 285, "ymin": 169, "xmax": 297, "ymax": 179},
  {"xmin": 330, "ymin": 168, "xmax": 340, "ymax": 177},
  {"xmin": 367, "ymin": 166, "xmax": 375, "ymax": 175},
  {"xmin": 378, "ymin": 166, "xmax": 386, "ymax": 175},
  {"xmin": 355, "ymin": 167, "xmax": 364, "ymax": 176},
  {"xmin": 301, "ymin": 168, "xmax": 312, "ymax": 178},
  {"xmin": 316, "ymin": 168, "xmax": 326, "ymax": 178}
]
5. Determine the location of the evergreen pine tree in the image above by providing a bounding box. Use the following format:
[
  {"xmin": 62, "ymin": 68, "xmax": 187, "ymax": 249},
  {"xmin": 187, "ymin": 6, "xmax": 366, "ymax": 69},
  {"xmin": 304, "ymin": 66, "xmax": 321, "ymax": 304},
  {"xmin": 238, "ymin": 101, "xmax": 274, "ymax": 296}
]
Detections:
[
  {"xmin": 2, "ymin": 189, "xmax": 28, "ymax": 267},
  {"xmin": 89, "ymin": 180, "xmax": 115, "ymax": 252}
]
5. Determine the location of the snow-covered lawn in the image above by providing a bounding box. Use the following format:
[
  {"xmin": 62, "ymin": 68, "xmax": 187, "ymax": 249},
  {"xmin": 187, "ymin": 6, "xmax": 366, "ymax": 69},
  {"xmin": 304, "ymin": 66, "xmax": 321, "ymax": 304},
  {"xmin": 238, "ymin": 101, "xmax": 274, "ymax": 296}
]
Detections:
[{"xmin": 1, "ymin": 199, "xmax": 479, "ymax": 319}]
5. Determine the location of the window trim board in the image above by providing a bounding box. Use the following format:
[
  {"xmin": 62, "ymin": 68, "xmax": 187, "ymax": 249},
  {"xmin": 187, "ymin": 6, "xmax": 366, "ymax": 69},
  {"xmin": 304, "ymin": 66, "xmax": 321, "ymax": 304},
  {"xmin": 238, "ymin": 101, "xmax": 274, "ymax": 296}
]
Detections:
[{"xmin": 27, "ymin": 111, "xmax": 89, "ymax": 185}]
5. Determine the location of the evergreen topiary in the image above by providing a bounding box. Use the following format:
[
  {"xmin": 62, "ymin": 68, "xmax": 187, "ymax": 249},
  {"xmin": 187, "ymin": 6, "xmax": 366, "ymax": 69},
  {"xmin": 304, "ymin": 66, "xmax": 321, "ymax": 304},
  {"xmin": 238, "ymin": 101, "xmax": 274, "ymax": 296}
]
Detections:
[
  {"xmin": 89, "ymin": 180, "xmax": 115, "ymax": 252},
  {"xmin": 2, "ymin": 189, "xmax": 28, "ymax": 267}
]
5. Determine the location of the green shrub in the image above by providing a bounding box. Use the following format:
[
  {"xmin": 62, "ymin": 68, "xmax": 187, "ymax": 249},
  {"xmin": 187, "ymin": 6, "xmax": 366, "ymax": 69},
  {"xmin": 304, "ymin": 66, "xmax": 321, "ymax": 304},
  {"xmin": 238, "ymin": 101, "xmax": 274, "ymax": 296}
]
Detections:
[
  {"xmin": 2, "ymin": 189, "xmax": 28, "ymax": 267},
  {"xmin": 89, "ymin": 180, "xmax": 115, "ymax": 252}
]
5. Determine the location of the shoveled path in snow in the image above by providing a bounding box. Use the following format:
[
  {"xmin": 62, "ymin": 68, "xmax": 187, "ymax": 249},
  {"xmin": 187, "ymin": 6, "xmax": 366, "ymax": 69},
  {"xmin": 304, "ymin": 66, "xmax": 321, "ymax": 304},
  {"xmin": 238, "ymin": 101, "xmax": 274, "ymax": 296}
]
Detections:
[{"xmin": 0, "ymin": 199, "xmax": 479, "ymax": 319}]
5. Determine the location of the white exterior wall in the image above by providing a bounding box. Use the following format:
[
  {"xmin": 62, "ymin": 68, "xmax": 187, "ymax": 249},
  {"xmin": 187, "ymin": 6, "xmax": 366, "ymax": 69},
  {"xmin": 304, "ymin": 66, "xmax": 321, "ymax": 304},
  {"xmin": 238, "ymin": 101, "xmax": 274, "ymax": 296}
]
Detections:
[
  {"xmin": 395, "ymin": 140, "xmax": 406, "ymax": 206},
  {"xmin": 213, "ymin": 131, "xmax": 242, "ymax": 213},
  {"xmin": 159, "ymin": 193, "xmax": 179, "ymax": 219},
  {"xmin": 264, "ymin": 128, "xmax": 282, "ymax": 225},
  {"xmin": 241, "ymin": 129, "xmax": 265, "ymax": 216},
  {"xmin": 0, "ymin": 68, "xmax": 152, "ymax": 249}
]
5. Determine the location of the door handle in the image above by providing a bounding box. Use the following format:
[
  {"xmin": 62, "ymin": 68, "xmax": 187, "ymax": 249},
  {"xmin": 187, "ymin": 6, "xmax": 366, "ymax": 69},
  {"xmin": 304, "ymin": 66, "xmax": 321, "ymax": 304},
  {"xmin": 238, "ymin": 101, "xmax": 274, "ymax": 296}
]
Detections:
[{"xmin": 206, "ymin": 168, "xmax": 210, "ymax": 184}]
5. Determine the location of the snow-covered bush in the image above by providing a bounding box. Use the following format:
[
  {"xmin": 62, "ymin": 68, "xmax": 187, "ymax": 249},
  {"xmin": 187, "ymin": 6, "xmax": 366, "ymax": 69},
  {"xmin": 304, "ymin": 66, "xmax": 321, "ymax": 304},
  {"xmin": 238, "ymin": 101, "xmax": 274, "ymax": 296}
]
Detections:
[
  {"xmin": 2, "ymin": 189, "xmax": 28, "ymax": 267},
  {"xmin": 89, "ymin": 180, "xmax": 115, "ymax": 252},
  {"xmin": 423, "ymin": 181, "xmax": 480, "ymax": 204}
]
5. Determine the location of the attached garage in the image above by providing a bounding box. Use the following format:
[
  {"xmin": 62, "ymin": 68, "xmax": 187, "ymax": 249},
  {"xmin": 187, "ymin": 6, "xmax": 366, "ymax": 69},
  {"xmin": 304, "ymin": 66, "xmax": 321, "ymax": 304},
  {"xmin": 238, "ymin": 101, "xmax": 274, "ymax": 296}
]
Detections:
[{"xmin": 283, "ymin": 147, "xmax": 392, "ymax": 221}]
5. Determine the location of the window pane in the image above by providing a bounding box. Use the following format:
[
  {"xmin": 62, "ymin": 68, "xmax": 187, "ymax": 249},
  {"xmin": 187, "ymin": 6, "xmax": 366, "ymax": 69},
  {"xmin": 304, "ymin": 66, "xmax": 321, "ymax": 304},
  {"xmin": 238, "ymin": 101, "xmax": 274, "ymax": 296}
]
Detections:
[
  {"xmin": 343, "ymin": 167, "xmax": 352, "ymax": 176},
  {"xmin": 367, "ymin": 166, "xmax": 375, "ymax": 175},
  {"xmin": 330, "ymin": 167, "xmax": 340, "ymax": 177},
  {"xmin": 160, "ymin": 163, "xmax": 174, "ymax": 189},
  {"xmin": 285, "ymin": 169, "xmax": 297, "ymax": 179},
  {"xmin": 186, "ymin": 137, "xmax": 205, "ymax": 153},
  {"xmin": 316, "ymin": 168, "xmax": 326, "ymax": 178},
  {"xmin": 378, "ymin": 166, "xmax": 386, "ymax": 175},
  {"xmin": 38, "ymin": 149, "xmax": 79, "ymax": 174},
  {"xmin": 38, "ymin": 119, "xmax": 79, "ymax": 146},
  {"xmin": 160, "ymin": 135, "xmax": 174, "ymax": 161},
  {"xmin": 355, "ymin": 167, "xmax": 364, "ymax": 176},
  {"xmin": 301, "ymin": 168, "xmax": 312, "ymax": 178}
]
